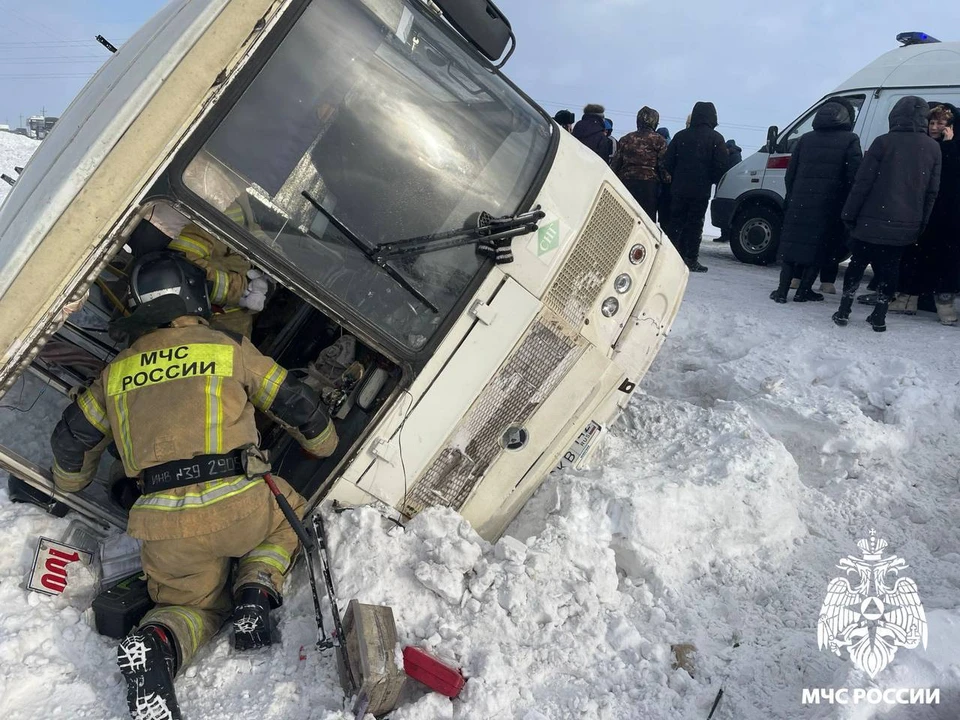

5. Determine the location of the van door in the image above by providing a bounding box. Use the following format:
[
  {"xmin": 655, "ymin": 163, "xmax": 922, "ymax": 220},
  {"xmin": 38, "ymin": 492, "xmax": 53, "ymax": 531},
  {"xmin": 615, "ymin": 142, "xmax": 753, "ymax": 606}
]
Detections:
[{"xmin": 762, "ymin": 93, "xmax": 869, "ymax": 198}]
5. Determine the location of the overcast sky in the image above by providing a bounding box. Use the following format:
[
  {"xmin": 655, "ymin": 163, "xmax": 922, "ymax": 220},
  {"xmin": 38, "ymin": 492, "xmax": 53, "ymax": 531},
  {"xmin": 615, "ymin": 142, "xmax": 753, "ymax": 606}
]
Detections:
[{"xmin": 1, "ymin": 1, "xmax": 959, "ymax": 153}]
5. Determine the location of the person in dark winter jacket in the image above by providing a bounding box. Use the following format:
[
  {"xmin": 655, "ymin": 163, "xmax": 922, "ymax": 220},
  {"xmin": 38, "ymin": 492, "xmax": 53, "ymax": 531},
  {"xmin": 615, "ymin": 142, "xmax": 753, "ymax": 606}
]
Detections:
[
  {"xmin": 604, "ymin": 118, "xmax": 618, "ymax": 164},
  {"xmin": 770, "ymin": 100, "xmax": 863, "ymax": 303},
  {"xmin": 611, "ymin": 106, "xmax": 670, "ymax": 220},
  {"xmin": 725, "ymin": 139, "xmax": 743, "ymax": 169},
  {"xmin": 833, "ymin": 96, "xmax": 941, "ymax": 332},
  {"xmin": 712, "ymin": 139, "xmax": 744, "ymax": 243},
  {"xmin": 655, "ymin": 128, "xmax": 673, "ymax": 231},
  {"xmin": 662, "ymin": 101, "xmax": 728, "ymax": 272},
  {"xmin": 553, "ymin": 109, "xmax": 576, "ymax": 132},
  {"xmin": 573, "ymin": 104, "xmax": 614, "ymax": 161},
  {"xmin": 895, "ymin": 103, "xmax": 960, "ymax": 324}
]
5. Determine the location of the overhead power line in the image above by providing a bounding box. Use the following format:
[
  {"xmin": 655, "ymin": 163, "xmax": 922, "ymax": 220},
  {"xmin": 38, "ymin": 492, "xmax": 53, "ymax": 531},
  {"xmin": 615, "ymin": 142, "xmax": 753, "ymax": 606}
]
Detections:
[
  {"xmin": 1, "ymin": 58, "xmax": 106, "ymax": 65},
  {"xmin": 0, "ymin": 40, "xmax": 105, "ymax": 47},
  {"xmin": 0, "ymin": 72, "xmax": 96, "ymax": 80},
  {"xmin": 0, "ymin": 39, "xmax": 128, "ymax": 51}
]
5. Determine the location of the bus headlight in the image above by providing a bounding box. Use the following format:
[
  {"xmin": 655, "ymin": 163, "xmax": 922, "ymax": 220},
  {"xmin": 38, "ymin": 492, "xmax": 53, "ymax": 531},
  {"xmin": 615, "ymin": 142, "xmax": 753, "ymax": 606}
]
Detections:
[
  {"xmin": 614, "ymin": 273, "xmax": 632, "ymax": 294},
  {"xmin": 601, "ymin": 297, "xmax": 620, "ymax": 317}
]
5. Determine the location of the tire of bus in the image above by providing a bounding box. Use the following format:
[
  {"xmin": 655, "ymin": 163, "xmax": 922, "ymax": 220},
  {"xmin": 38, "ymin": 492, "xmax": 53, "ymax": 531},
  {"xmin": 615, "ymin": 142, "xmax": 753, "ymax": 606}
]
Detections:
[{"xmin": 730, "ymin": 204, "xmax": 782, "ymax": 265}]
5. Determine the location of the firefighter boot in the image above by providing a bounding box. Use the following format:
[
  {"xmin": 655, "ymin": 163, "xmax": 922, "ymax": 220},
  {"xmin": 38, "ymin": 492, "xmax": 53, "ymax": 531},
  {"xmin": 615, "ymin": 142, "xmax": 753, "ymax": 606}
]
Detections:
[
  {"xmin": 832, "ymin": 296, "xmax": 854, "ymax": 327},
  {"xmin": 117, "ymin": 624, "xmax": 181, "ymax": 720},
  {"xmin": 233, "ymin": 585, "xmax": 275, "ymax": 651}
]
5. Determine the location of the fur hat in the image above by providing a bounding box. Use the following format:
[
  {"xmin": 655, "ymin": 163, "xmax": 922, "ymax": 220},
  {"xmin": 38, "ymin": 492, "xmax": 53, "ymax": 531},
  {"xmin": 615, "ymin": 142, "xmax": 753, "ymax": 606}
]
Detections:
[
  {"xmin": 553, "ymin": 109, "xmax": 576, "ymax": 126},
  {"xmin": 583, "ymin": 103, "xmax": 605, "ymax": 115}
]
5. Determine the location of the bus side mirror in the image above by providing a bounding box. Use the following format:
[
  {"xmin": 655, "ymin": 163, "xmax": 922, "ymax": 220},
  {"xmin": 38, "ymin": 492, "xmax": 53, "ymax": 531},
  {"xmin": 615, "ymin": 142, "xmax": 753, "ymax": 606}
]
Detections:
[
  {"xmin": 763, "ymin": 125, "xmax": 779, "ymax": 153},
  {"xmin": 433, "ymin": 0, "xmax": 514, "ymax": 64}
]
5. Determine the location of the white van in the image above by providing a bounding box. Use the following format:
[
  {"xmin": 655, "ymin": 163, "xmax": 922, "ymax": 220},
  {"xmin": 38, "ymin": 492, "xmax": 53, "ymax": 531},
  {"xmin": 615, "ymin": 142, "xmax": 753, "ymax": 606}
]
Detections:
[
  {"xmin": 0, "ymin": 0, "xmax": 687, "ymax": 540},
  {"xmin": 713, "ymin": 33, "xmax": 960, "ymax": 265}
]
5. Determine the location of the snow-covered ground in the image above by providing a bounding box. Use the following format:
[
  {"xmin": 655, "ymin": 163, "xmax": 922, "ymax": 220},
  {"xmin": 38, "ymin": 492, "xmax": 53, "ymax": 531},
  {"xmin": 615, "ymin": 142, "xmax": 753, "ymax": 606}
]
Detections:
[
  {"xmin": 0, "ymin": 137, "xmax": 958, "ymax": 718},
  {"xmin": 0, "ymin": 133, "xmax": 40, "ymax": 206}
]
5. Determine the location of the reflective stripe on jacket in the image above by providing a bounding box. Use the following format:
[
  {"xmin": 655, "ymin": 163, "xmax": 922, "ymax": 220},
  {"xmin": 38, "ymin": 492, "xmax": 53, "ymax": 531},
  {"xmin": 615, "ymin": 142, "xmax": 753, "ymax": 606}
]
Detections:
[
  {"xmin": 168, "ymin": 221, "xmax": 250, "ymax": 306},
  {"xmin": 51, "ymin": 315, "xmax": 338, "ymax": 540}
]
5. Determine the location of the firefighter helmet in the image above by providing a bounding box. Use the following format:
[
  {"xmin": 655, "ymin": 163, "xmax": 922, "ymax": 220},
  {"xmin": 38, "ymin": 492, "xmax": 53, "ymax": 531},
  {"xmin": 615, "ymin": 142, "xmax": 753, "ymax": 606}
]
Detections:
[{"xmin": 128, "ymin": 251, "xmax": 211, "ymax": 321}]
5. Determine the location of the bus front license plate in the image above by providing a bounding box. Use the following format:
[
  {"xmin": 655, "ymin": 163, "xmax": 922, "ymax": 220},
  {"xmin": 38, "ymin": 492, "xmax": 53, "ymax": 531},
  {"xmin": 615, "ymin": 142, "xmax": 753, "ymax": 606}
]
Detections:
[{"xmin": 555, "ymin": 421, "xmax": 603, "ymax": 472}]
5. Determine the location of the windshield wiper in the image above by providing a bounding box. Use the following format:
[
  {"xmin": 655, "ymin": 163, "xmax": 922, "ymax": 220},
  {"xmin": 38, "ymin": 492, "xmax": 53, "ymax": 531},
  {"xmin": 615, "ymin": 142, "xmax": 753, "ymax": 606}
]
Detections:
[
  {"xmin": 300, "ymin": 191, "xmax": 440, "ymax": 314},
  {"xmin": 373, "ymin": 206, "xmax": 545, "ymax": 261}
]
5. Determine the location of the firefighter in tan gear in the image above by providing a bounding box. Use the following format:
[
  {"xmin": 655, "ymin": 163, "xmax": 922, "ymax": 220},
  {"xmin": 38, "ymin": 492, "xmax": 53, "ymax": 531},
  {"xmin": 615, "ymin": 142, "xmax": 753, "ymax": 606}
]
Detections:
[
  {"xmin": 166, "ymin": 201, "xmax": 268, "ymax": 337},
  {"xmin": 50, "ymin": 252, "xmax": 337, "ymax": 720}
]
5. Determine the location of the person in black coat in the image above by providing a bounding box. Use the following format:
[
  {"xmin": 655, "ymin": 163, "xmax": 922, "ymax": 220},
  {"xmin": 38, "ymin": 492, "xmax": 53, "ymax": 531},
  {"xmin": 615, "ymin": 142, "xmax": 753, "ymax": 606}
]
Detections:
[
  {"xmin": 896, "ymin": 103, "xmax": 960, "ymax": 324},
  {"xmin": 662, "ymin": 102, "xmax": 728, "ymax": 272},
  {"xmin": 725, "ymin": 139, "xmax": 743, "ymax": 169},
  {"xmin": 655, "ymin": 127, "xmax": 674, "ymax": 235},
  {"xmin": 833, "ymin": 96, "xmax": 941, "ymax": 332},
  {"xmin": 770, "ymin": 100, "xmax": 862, "ymax": 303},
  {"xmin": 573, "ymin": 104, "xmax": 614, "ymax": 161},
  {"xmin": 553, "ymin": 109, "xmax": 576, "ymax": 132}
]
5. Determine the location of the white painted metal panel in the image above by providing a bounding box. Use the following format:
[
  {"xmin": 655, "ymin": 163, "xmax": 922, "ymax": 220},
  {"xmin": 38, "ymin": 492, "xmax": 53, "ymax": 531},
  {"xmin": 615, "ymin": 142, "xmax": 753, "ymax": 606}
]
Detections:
[
  {"xmin": 834, "ymin": 42, "xmax": 960, "ymax": 93},
  {"xmin": 0, "ymin": 0, "xmax": 229, "ymax": 298},
  {"xmin": 349, "ymin": 275, "xmax": 540, "ymax": 506}
]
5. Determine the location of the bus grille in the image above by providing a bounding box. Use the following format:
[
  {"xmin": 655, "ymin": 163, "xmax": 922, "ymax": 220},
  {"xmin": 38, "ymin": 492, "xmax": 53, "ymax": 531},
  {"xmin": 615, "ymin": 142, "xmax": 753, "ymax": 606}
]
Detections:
[
  {"xmin": 545, "ymin": 187, "xmax": 634, "ymax": 327},
  {"xmin": 404, "ymin": 314, "xmax": 585, "ymax": 514}
]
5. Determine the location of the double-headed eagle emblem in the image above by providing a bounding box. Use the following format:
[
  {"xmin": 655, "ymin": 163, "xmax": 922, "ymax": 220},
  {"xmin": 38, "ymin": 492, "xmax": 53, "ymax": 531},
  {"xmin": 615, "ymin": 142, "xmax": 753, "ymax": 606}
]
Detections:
[{"xmin": 817, "ymin": 531, "xmax": 927, "ymax": 678}]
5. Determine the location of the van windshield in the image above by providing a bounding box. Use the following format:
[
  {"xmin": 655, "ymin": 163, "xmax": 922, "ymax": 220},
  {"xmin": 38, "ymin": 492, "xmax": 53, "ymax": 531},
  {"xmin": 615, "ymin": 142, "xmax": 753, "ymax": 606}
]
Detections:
[{"xmin": 182, "ymin": 0, "xmax": 551, "ymax": 350}]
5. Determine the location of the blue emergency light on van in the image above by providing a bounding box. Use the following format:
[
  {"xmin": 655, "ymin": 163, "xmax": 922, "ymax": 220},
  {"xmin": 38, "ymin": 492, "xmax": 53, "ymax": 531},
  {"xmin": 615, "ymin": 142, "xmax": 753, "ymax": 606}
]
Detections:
[{"xmin": 897, "ymin": 32, "xmax": 940, "ymax": 46}]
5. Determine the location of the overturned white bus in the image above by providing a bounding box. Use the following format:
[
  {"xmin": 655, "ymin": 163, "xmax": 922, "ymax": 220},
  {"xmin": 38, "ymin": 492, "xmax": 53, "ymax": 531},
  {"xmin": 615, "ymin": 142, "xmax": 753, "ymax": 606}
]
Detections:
[{"xmin": 0, "ymin": 0, "xmax": 687, "ymax": 540}]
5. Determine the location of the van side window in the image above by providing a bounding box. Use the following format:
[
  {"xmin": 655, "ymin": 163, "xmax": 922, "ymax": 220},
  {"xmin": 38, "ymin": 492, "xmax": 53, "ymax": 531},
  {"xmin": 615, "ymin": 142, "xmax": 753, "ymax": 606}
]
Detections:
[{"xmin": 781, "ymin": 95, "xmax": 865, "ymax": 153}]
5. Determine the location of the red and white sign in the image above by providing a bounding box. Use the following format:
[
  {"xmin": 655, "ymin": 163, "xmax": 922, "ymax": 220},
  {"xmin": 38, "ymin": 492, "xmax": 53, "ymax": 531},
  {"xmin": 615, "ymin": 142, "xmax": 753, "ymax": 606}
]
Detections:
[{"xmin": 27, "ymin": 537, "xmax": 93, "ymax": 596}]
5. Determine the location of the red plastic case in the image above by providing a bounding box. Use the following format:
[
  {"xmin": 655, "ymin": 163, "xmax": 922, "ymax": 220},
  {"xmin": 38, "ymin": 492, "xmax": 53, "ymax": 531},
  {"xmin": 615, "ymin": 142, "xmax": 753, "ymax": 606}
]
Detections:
[{"xmin": 402, "ymin": 646, "xmax": 466, "ymax": 698}]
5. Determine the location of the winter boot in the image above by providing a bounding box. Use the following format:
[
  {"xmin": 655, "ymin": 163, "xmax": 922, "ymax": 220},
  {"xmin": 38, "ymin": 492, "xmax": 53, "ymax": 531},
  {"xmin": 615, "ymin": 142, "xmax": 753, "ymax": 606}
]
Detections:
[
  {"xmin": 866, "ymin": 303, "xmax": 888, "ymax": 333},
  {"xmin": 935, "ymin": 293, "xmax": 958, "ymax": 325},
  {"xmin": 888, "ymin": 294, "xmax": 919, "ymax": 315},
  {"xmin": 794, "ymin": 270, "xmax": 825, "ymax": 302},
  {"xmin": 687, "ymin": 260, "xmax": 708, "ymax": 273},
  {"xmin": 818, "ymin": 282, "xmax": 837, "ymax": 295},
  {"xmin": 769, "ymin": 289, "xmax": 788, "ymax": 304},
  {"xmin": 832, "ymin": 297, "xmax": 854, "ymax": 327},
  {"xmin": 794, "ymin": 289, "xmax": 825, "ymax": 303},
  {"xmin": 117, "ymin": 624, "xmax": 181, "ymax": 720},
  {"xmin": 233, "ymin": 585, "xmax": 275, "ymax": 651}
]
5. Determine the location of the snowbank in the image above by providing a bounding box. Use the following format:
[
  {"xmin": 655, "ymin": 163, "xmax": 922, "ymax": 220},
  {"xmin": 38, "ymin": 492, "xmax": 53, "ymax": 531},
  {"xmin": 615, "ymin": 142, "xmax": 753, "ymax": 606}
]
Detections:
[
  {"xmin": 0, "ymin": 133, "xmax": 41, "ymax": 207},
  {"xmin": 0, "ymin": 244, "xmax": 958, "ymax": 720}
]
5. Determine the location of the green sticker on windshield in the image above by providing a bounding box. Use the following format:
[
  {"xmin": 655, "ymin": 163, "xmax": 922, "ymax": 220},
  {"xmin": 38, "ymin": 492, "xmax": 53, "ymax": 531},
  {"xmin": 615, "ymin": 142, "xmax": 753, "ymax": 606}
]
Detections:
[{"xmin": 538, "ymin": 220, "xmax": 560, "ymax": 256}]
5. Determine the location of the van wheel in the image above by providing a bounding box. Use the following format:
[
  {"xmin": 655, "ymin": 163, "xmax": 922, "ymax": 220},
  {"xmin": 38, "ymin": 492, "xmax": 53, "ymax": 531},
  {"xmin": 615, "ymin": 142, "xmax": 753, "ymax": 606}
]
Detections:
[{"xmin": 730, "ymin": 205, "xmax": 781, "ymax": 265}]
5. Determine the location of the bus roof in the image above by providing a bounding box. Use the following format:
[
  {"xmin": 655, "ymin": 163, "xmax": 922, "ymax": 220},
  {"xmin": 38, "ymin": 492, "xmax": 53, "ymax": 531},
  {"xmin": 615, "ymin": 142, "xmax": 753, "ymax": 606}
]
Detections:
[
  {"xmin": 833, "ymin": 41, "xmax": 960, "ymax": 93},
  {"xmin": 0, "ymin": 0, "xmax": 279, "ymax": 388},
  {"xmin": 0, "ymin": 0, "xmax": 231, "ymax": 299}
]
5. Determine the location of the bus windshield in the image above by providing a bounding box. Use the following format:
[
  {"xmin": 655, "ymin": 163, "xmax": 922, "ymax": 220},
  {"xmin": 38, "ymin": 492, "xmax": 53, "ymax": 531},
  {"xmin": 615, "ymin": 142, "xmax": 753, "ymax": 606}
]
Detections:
[{"xmin": 183, "ymin": 0, "xmax": 552, "ymax": 350}]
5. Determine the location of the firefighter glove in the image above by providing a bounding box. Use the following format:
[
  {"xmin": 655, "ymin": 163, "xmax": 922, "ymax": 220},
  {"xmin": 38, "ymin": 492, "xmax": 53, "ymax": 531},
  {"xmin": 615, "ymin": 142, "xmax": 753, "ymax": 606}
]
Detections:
[{"xmin": 240, "ymin": 270, "xmax": 269, "ymax": 312}]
